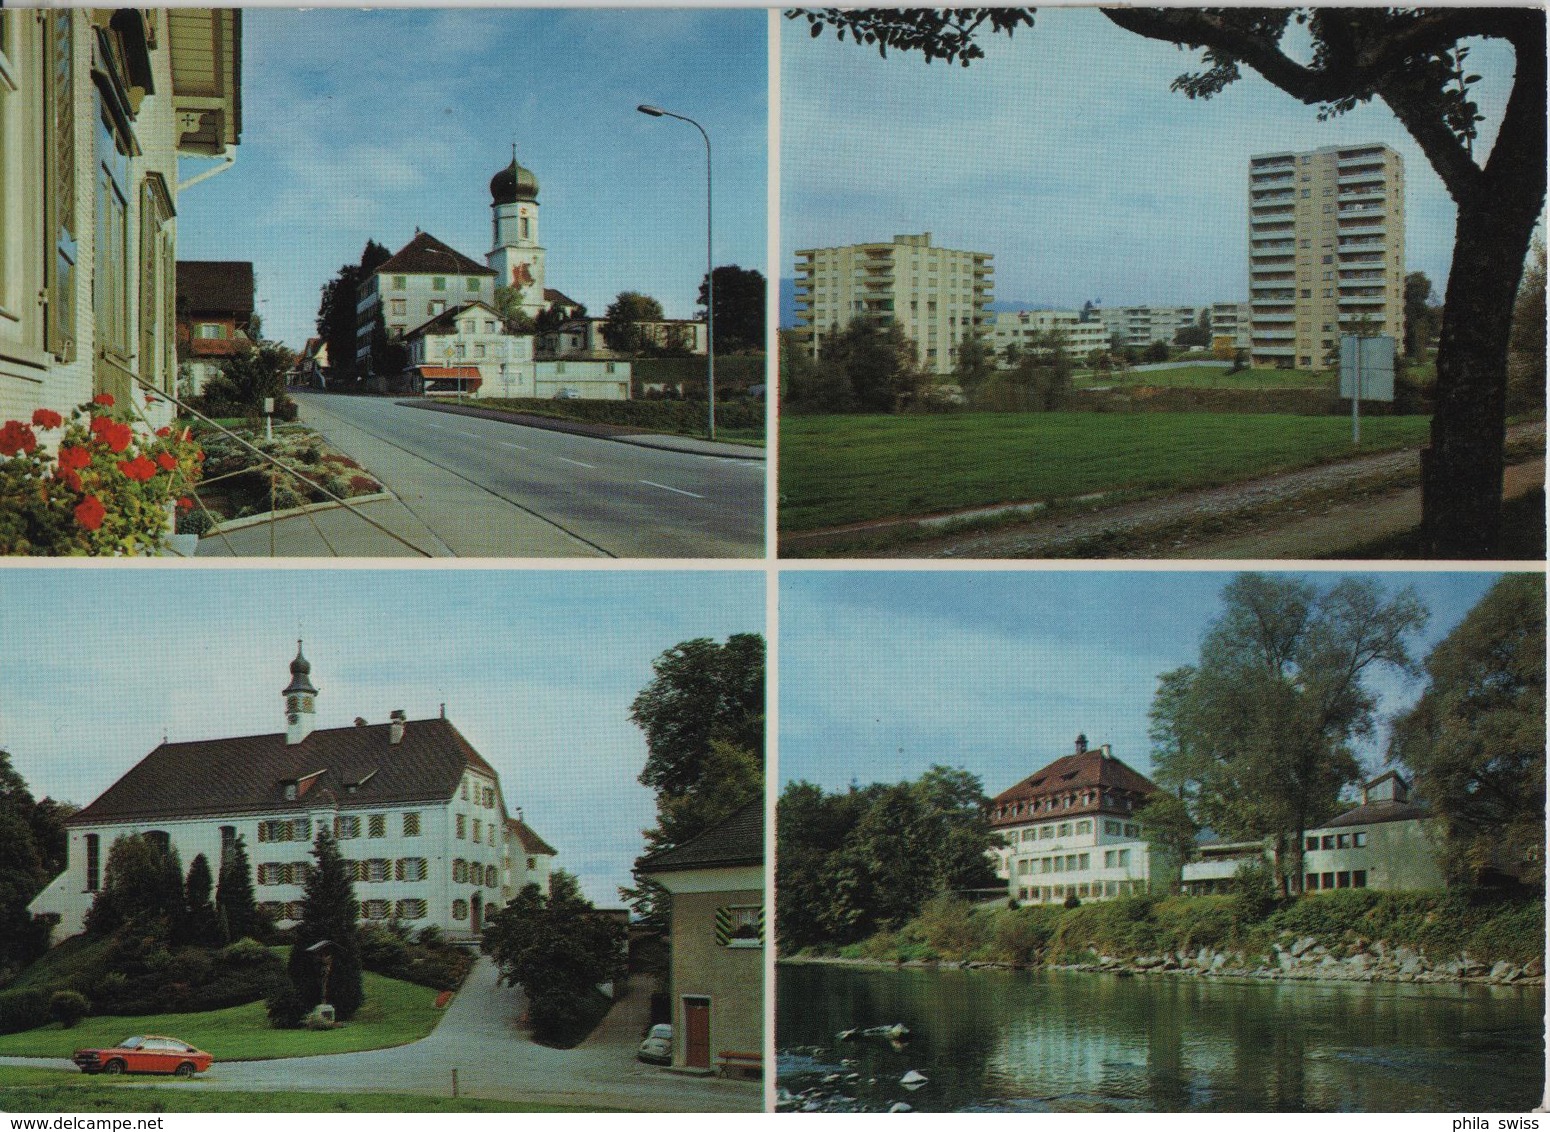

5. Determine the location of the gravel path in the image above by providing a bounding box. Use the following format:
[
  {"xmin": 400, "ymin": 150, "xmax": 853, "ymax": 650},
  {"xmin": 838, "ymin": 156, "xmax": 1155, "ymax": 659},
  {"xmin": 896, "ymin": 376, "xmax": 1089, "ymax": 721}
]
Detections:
[{"xmin": 859, "ymin": 422, "xmax": 1544, "ymax": 559}]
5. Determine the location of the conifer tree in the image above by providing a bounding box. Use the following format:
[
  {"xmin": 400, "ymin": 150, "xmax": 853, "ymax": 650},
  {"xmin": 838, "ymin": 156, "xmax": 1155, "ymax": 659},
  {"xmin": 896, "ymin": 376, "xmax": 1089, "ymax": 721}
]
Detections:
[
  {"xmin": 287, "ymin": 829, "xmax": 364, "ymax": 1020},
  {"xmin": 215, "ymin": 834, "xmax": 260, "ymax": 942}
]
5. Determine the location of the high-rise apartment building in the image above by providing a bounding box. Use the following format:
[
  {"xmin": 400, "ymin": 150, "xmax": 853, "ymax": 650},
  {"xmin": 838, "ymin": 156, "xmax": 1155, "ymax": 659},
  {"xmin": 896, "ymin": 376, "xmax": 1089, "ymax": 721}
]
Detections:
[
  {"xmin": 1098, "ymin": 306, "xmax": 1201, "ymax": 350},
  {"xmin": 792, "ymin": 233, "xmax": 993, "ymax": 376},
  {"xmin": 1248, "ymin": 144, "xmax": 1405, "ymax": 369},
  {"xmin": 988, "ymin": 310, "xmax": 1109, "ymax": 362}
]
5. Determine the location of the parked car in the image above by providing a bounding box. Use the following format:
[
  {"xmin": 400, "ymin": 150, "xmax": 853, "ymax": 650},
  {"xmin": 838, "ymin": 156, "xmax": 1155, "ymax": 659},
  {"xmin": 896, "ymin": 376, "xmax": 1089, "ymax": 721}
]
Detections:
[
  {"xmin": 73, "ymin": 1035, "xmax": 213, "ymax": 1077},
  {"xmin": 637, "ymin": 1022, "xmax": 672, "ymax": 1065},
  {"xmin": 553, "ymin": 388, "xmax": 581, "ymax": 400}
]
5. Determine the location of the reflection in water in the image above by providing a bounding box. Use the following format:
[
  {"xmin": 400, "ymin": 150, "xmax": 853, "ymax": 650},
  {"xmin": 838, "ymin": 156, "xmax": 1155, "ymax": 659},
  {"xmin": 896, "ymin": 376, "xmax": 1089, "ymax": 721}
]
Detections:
[{"xmin": 776, "ymin": 964, "xmax": 1545, "ymax": 1112}]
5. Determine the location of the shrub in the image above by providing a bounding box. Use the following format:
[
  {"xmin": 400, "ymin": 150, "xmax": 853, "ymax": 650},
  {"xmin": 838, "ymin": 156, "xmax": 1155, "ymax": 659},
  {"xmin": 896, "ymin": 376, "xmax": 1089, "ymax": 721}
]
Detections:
[
  {"xmin": 0, "ymin": 988, "xmax": 50, "ymax": 1035},
  {"xmin": 265, "ymin": 983, "xmax": 307, "ymax": 1029},
  {"xmin": 176, "ymin": 507, "xmax": 214, "ymax": 536},
  {"xmin": 1063, "ymin": 893, "xmax": 1081, "ymax": 909},
  {"xmin": 913, "ymin": 894, "xmax": 988, "ymax": 959},
  {"xmin": 48, "ymin": 990, "xmax": 90, "ymax": 1029},
  {"xmin": 987, "ymin": 907, "xmax": 1057, "ymax": 966},
  {"xmin": 218, "ymin": 937, "xmax": 270, "ymax": 966},
  {"xmin": 415, "ymin": 924, "xmax": 445, "ymax": 948}
]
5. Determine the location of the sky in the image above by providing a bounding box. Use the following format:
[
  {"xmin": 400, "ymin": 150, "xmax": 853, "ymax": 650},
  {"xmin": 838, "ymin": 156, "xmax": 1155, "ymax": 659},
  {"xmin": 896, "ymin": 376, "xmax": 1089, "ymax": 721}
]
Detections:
[
  {"xmin": 175, "ymin": 9, "xmax": 769, "ymax": 351},
  {"xmin": 778, "ymin": 569, "xmax": 1515, "ymax": 798},
  {"xmin": 0, "ymin": 567, "xmax": 764, "ymax": 908},
  {"xmin": 780, "ymin": 8, "xmax": 1520, "ymax": 319}
]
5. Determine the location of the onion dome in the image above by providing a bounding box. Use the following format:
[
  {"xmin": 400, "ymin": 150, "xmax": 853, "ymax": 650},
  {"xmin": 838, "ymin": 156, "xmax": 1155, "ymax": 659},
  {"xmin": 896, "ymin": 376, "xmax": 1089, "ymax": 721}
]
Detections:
[
  {"xmin": 284, "ymin": 640, "xmax": 318, "ymax": 696},
  {"xmin": 490, "ymin": 150, "xmax": 539, "ymax": 205}
]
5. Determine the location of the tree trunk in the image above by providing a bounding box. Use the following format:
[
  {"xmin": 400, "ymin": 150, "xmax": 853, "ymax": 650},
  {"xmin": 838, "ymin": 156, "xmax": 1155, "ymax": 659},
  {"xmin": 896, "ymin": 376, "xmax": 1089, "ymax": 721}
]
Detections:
[{"xmin": 1421, "ymin": 197, "xmax": 1539, "ymax": 557}]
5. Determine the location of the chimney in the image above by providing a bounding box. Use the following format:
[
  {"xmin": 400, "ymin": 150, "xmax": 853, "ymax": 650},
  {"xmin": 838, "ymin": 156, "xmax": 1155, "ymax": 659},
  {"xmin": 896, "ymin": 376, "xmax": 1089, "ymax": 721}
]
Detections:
[
  {"xmin": 1101, "ymin": 744, "xmax": 1112, "ymax": 759},
  {"xmin": 1074, "ymin": 733, "xmax": 1088, "ymax": 754},
  {"xmin": 354, "ymin": 717, "xmax": 368, "ymax": 727},
  {"xmin": 515, "ymin": 807, "xmax": 524, "ymax": 823},
  {"xmin": 390, "ymin": 709, "xmax": 406, "ymax": 745}
]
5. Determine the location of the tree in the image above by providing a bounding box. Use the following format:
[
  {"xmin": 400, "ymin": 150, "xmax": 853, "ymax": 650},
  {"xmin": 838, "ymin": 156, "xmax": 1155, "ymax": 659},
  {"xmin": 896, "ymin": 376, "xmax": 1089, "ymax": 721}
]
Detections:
[
  {"xmin": 602, "ymin": 291, "xmax": 665, "ymax": 355},
  {"xmin": 1506, "ymin": 236, "xmax": 1545, "ymax": 415},
  {"xmin": 625, "ymin": 634, "xmax": 765, "ymax": 925},
  {"xmin": 1142, "ymin": 339, "xmax": 1171, "ymax": 364},
  {"xmin": 792, "ymin": 7, "xmax": 1547, "ymax": 557},
  {"xmin": 698, "ymin": 265, "xmax": 766, "ymax": 353},
  {"xmin": 492, "ymin": 285, "xmax": 538, "ymax": 334},
  {"xmin": 481, "ymin": 872, "xmax": 625, "ymax": 1045},
  {"xmin": 215, "ymin": 833, "xmax": 260, "ymax": 943},
  {"xmin": 182, "ymin": 854, "xmax": 221, "ymax": 948},
  {"xmin": 1175, "ymin": 309, "xmax": 1212, "ymax": 348},
  {"xmin": 199, "ymin": 341, "xmax": 295, "ymax": 417},
  {"xmin": 774, "ymin": 767, "xmax": 997, "ymax": 950},
  {"xmin": 287, "ymin": 829, "xmax": 364, "ymax": 1021},
  {"xmin": 819, "ymin": 317, "xmax": 922, "ymax": 411},
  {"xmin": 1135, "ymin": 792, "xmax": 1199, "ymax": 892},
  {"xmin": 953, "ymin": 329, "xmax": 996, "ymax": 389},
  {"xmin": 315, "ymin": 240, "xmax": 390, "ymax": 384},
  {"xmin": 1149, "ymin": 574, "xmax": 1427, "ymax": 895},
  {"xmin": 84, "ymin": 833, "xmax": 186, "ymax": 937},
  {"xmin": 1404, "ymin": 272, "xmax": 1442, "ymax": 360},
  {"xmin": 1390, "ymin": 573, "xmax": 1545, "ymax": 886},
  {"xmin": 780, "ymin": 329, "xmax": 852, "ymax": 412}
]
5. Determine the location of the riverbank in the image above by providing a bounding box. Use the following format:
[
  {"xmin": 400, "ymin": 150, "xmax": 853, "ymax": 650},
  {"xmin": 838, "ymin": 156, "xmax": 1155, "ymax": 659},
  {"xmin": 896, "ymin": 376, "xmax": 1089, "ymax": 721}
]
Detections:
[{"xmin": 780, "ymin": 889, "xmax": 1546, "ymax": 988}]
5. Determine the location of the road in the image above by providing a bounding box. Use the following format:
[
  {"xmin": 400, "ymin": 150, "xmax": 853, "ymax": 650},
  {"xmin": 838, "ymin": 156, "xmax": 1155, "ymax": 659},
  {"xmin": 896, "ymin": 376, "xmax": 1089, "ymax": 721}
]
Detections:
[
  {"xmin": 201, "ymin": 393, "xmax": 764, "ymax": 558},
  {"xmin": 0, "ymin": 958, "xmax": 760, "ymax": 1112}
]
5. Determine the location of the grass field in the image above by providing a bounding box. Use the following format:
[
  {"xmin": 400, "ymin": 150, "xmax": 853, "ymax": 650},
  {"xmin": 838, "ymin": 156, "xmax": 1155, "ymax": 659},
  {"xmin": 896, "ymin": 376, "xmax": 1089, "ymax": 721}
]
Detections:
[
  {"xmin": 0, "ymin": 1066, "xmax": 602, "ymax": 1113},
  {"xmin": 1075, "ymin": 365, "xmax": 1335, "ymax": 390},
  {"xmin": 0, "ymin": 970, "xmax": 441, "ymax": 1061},
  {"xmin": 778, "ymin": 411, "xmax": 1434, "ymax": 532}
]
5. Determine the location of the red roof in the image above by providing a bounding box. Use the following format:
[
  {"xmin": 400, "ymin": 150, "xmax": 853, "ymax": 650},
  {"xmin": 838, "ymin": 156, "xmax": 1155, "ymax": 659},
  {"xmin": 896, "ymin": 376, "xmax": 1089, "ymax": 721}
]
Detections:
[
  {"xmin": 988, "ymin": 743, "xmax": 1157, "ymax": 827},
  {"xmin": 417, "ymin": 365, "xmax": 482, "ymax": 379},
  {"xmin": 376, "ymin": 231, "xmax": 494, "ymax": 278}
]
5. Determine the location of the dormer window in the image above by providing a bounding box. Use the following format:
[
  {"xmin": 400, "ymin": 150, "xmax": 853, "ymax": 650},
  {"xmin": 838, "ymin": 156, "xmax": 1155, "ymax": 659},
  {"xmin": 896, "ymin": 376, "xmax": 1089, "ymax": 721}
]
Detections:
[{"xmin": 284, "ymin": 782, "xmax": 297, "ymax": 801}]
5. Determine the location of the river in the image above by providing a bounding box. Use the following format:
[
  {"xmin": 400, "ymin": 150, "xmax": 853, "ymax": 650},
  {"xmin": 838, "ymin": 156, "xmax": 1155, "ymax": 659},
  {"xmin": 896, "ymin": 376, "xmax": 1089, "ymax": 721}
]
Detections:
[{"xmin": 776, "ymin": 963, "xmax": 1545, "ymax": 1112}]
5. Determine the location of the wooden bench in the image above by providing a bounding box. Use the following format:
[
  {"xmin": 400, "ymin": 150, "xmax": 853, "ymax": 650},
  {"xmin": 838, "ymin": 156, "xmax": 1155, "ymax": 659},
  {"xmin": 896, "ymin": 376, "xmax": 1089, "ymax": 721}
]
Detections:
[{"xmin": 716, "ymin": 1050, "xmax": 763, "ymax": 1079}]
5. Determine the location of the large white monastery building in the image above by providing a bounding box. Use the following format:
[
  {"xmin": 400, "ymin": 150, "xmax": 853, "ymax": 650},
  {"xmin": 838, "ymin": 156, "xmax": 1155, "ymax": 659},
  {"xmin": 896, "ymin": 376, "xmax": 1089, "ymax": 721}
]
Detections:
[{"xmin": 30, "ymin": 645, "xmax": 555, "ymax": 944}]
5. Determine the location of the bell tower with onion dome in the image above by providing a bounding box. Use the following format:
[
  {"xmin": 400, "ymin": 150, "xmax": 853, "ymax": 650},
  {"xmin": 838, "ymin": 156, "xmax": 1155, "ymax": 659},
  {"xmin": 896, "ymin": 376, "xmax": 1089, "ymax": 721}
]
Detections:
[
  {"xmin": 283, "ymin": 640, "xmax": 319, "ymax": 746},
  {"xmin": 487, "ymin": 144, "xmax": 547, "ymax": 319}
]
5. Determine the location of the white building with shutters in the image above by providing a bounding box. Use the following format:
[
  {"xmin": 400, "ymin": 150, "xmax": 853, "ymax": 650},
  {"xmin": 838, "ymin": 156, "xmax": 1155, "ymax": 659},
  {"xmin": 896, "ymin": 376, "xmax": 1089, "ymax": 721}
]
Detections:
[{"xmin": 29, "ymin": 643, "xmax": 555, "ymax": 945}]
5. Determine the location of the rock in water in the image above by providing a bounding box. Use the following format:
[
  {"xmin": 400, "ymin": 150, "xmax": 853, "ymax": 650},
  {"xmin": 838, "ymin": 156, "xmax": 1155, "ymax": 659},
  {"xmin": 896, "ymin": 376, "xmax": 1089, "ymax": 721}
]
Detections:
[
  {"xmin": 889, "ymin": 1102, "xmax": 914, "ymax": 1113},
  {"xmin": 900, "ymin": 1069, "xmax": 928, "ymax": 1088}
]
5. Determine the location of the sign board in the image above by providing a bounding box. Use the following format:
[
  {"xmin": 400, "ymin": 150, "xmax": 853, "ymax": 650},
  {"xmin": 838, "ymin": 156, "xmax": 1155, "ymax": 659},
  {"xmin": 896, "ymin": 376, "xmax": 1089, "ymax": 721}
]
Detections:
[
  {"xmin": 263, "ymin": 397, "xmax": 275, "ymax": 414},
  {"xmin": 1339, "ymin": 335, "xmax": 1395, "ymax": 402}
]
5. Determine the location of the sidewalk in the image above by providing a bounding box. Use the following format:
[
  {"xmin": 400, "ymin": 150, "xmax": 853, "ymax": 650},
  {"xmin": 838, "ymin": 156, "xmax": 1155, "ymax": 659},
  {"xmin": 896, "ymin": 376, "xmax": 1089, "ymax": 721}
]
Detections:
[{"xmin": 405, "ymin": 399, "xmax": 766, "ymax": 461}]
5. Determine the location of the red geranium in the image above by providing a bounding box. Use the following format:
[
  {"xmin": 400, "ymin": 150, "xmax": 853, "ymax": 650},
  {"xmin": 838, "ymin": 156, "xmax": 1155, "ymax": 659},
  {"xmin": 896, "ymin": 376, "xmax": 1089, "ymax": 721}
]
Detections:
[
  {"xmin": 57, "ymin": 445, "xmax": 90, "ymax": 472},
  {"xmin": 117, "ymin": 455, "xmax": 157, "ymax": 483},
  {"xmin": 89, "ymin": 417, "xmax": 132, "ymax": 453},
  {"xmin": 156, "ymin": 451, "xmax": 178, "ymax": 471},
  {"xmin": 177, "ymin": 496, "xmax": 194, "ymax": 512},
  {"xmin": 0, "ymin": 421, "xmax": 38, "ymax": 457},
  {"xmin": 74, "ymin": 495, "xmax": 106, "ymax": 530},
  {"xmin": 93, "ymin": 393, "xmax": 115, "ymax": 407},
  {"xmin": 60, "ymin": 470, "xmax": 83, "ymax": 492},
  {"xmin": 156, "ymin": 426, "xmax": 172, "ymax": 438},
  {"xmin": 31, "ymin": 409, "xmax": 63, "ymax": 429}
]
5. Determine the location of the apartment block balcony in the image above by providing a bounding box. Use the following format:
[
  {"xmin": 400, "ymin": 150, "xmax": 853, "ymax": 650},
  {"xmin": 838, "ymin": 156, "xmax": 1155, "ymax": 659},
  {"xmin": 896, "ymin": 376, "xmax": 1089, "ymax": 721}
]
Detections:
[
  {"xmin": 1338, "ymin": 171, "xmax": 1388, "ymax": 187},
  {"xmin": 1338, "ymin": 224, "xmax": 1388, "ymax": 240},
  {"xmin": 1339, "ymin": 297, "xmax": 1387, "ymax": 311},
  {"xmin": 1338, "ymin": 185, "xmax": 1386, "ymax": 202},
  {"xmin": 1339, "ymin": 273, "xmax": 1387, "ymax": 286},
  {"xmin": 1250, "ymin": 291, "xmax": 1296, "ymax": 303},
  {"xmin": 1254, "ymin": 328, "xmax": 1296, "ymax": 340}
]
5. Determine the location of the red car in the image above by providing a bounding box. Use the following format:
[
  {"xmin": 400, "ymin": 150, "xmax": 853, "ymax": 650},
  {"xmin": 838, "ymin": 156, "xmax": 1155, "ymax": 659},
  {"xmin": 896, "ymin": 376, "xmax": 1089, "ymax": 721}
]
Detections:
[{"xmin": 73, "ymin": 1035, "xmax": 213, "ymax": 1077}]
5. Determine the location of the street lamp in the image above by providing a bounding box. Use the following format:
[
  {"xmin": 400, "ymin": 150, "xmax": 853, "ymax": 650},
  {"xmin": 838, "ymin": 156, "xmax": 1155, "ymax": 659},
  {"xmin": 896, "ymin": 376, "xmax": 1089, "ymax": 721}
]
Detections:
[{"xmin": 637, "ymin": 103, "xmax": 714, "ymax": 440}]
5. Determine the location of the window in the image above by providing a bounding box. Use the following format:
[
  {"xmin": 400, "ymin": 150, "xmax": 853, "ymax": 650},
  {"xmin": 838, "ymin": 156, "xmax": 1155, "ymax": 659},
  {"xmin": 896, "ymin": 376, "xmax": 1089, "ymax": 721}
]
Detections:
[
  {"xmin": 258, "ymin": 901, "xmax": 284, "ymax": 919},
  {"xmin": 1321, "ymin": 835, "xmax": 1335, "ymax": 850},
  {"xmin": 1321, "ymin": 872, "xmax": 1335, "ymax": 889},
  {"xmin": 1305, "ymin": 836, "xmax": 1318, "ymax": 852},
  {"xmin": 1040, "ymin": 825, "xmax": 1054, "ymax": 840},
  {"xmin": 93, "ymin": 98, "xmax": 131, "ymax": 373},
  {"xmin": 220, "ymin": 826, "xmax": 236, "ymax": 857},
  {"xmin": 397, "ymin": 857, "xmax": 427, "ymax": 882},
  {"xmin": 452, "ymin": 899, "xmax": 468, "ymax": 921},
  {"xmin": 392, "ymin": 275, "xmax": 406, "ymax": 290},
  {"xmin": 1336, "ymin": 833, "xmax": 1350, "ymax": 849},
  {"xmin": 285, "ymin": 901, "xmax": 305, "ymax": 920},
  {"xmin": 486, "ymin": 865, "xmax": 498, "ymax": 887},
  {"xmin": 466, "ymin": 277, "xmax": 479, "ymax": 292},
  {"xmin": 397, "ymin": 899, "xmax": 428, "ymax": 919},
  {"xmin": 1057, "ymin": 823, "xmax": 1071, "ymax": 837},
  {"xmin": 1078, "ymin": 853, "xmax": 1090, "ymax": 870},
  {"xmin": 362, "ymin": 899, "xmax": 389, "ymax": 920},
  {"xmin": 366, "ymin": 858, "xmax": 389, "ymax": 883},
  {"xmin": 1123, "ymin": 824, "xmax": 1139, "ymax": 838},
  {"xmin": 45, "ymin": 13, "xmax": 77, "ymax": 363},
  {"xmin": 196, "ymin": 323, "xmax": 225, "ymax": 339},
  {"xmin": 403, "ymin": 812, "xmax": 421, "ymax": 836},
  {"xmin": 484, "ymin": 787, "xmax": 494, "ymax": 809},
  {"xmin": 488, "ymin": 826, "xmax": 496, "ymax": 846},
  {"xmin": 1075, "ymin": 821, "xmax": 1092, "ymax": 835},
  {"xmin": 85, "ymin": 834, "xmax": 100, "ymax": 891},
  {"xmin": 456, "ymin": 814, "xmax": 466, "ymax": 839},
  {"xmin": 526, "ymin": 856, "xmax": 536, "ymax": 870},
  {"xmin": 1104, "ymin": 821, "xmax": 1120, "ymax": 836},
  {"xmin": 369, "ymin": 814, "xmax": 386, "ymax": 838},
  {"xmin": 462, "ymin": 781, "xmax": 469, "ymax": 801},
  {"xmin": 258, "ymin": 863, "xmax": 282, "ymax": 886},
  {"xmin": 1118, "ymin": 849, "xmax": 1130, "ymax": 867},
  {"xmin": 336, "ymin": 815, "xmax": 361, "ymax": 839},
  {"xmin": 717, "ymin": 905, "xmax": 763, "ymax": 948},
  {"xmin": 428, "ymin": 300, "xmax": 445, "ymax": 317},
  {"xmin": 390, "ymin": 299, "xmax": 405, "ymax": 317},
  {"xmin": 1352, "ymin": 870, "xmax": 1367, "ymax": 888},
  {"xmin": 484, "ymin": 321, "xmax": 496, "ymax": 334},
  {"xmin": 473, "ymin": 818, "xmax": 482, "ymax": 841},
  {"xmin": 1336, "ymin": 871, "xmax": 1351, "ymax": 888},
  {"xmin": 452, "ymin": 859, "xmax": 468, "ymax": 884},
  {"xmin": 1353, "ymin": 831, "xmax": 1367, "ymax": 848},
  {"xmin": 1305, "ymin": 872, "xmax": 1319, "ymax": 891},
  {"xmin": 1053, "ymin": 856, "xmax": 1064, "ymax": 873},
  {"xmin": 432, "ymin": 276, "xmax": 447, "ymax": 291}
]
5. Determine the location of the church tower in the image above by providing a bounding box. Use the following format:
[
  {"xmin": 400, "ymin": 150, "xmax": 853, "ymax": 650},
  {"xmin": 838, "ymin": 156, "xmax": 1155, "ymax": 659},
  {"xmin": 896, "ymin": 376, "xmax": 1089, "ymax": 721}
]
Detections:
[
  {"xmin": 487, "ymin": 146, "xmax": 547, "ymax": 320},
  {"xmin": 283, "ymin": 641, "xmax": 318, "ymax": 746}
]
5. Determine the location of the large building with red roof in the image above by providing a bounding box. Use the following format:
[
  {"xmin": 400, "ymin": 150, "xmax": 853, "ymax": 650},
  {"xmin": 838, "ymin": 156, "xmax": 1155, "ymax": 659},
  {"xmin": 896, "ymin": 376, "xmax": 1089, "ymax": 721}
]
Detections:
[
  {"xmin": 29, "ymin": 644, "xmax": 554, "ymax": 944},
  {"xmin": 988, "ymin": 734, "xmax": 1168, "ymax": 905}
]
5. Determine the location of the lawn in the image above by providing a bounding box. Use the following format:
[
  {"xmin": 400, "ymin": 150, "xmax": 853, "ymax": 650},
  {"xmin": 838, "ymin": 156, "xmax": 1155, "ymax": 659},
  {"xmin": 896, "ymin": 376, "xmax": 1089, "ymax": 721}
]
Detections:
[
  {"xmin": 0, "ymin": 1066, "xmax": 606, "ymax": 1113},
  {"xmin": 0, "ymin": 971, "xmax": 441, "ymax": 1061},
  {"xmin": 778, "ymin": 411, "xmax": 1434, "ymax": 532},
  {"xmin": 1076, "ymin": 365, "xmax": 1335, "ymax": 390}
]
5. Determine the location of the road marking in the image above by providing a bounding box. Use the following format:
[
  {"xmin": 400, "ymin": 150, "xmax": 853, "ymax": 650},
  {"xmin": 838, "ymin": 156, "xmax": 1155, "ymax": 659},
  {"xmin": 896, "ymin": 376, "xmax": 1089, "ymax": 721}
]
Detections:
[
  {"xmin": 641, "ymin": 479, "xmax": 704, "ymax": 499},
  {"xmin": 557, "ymin": 457, "xmax": 596, "ymax": 469},
  {"xmin": 424, "ymin": 422, "xmax": 447, "ymax": 430},
  {"xmin": 497, "ymin": 442, "xmax": 529, "ymax": 451},
  {"xmin": 458, "ymin": 430, "xmax": 481, "ymax": 439}
]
